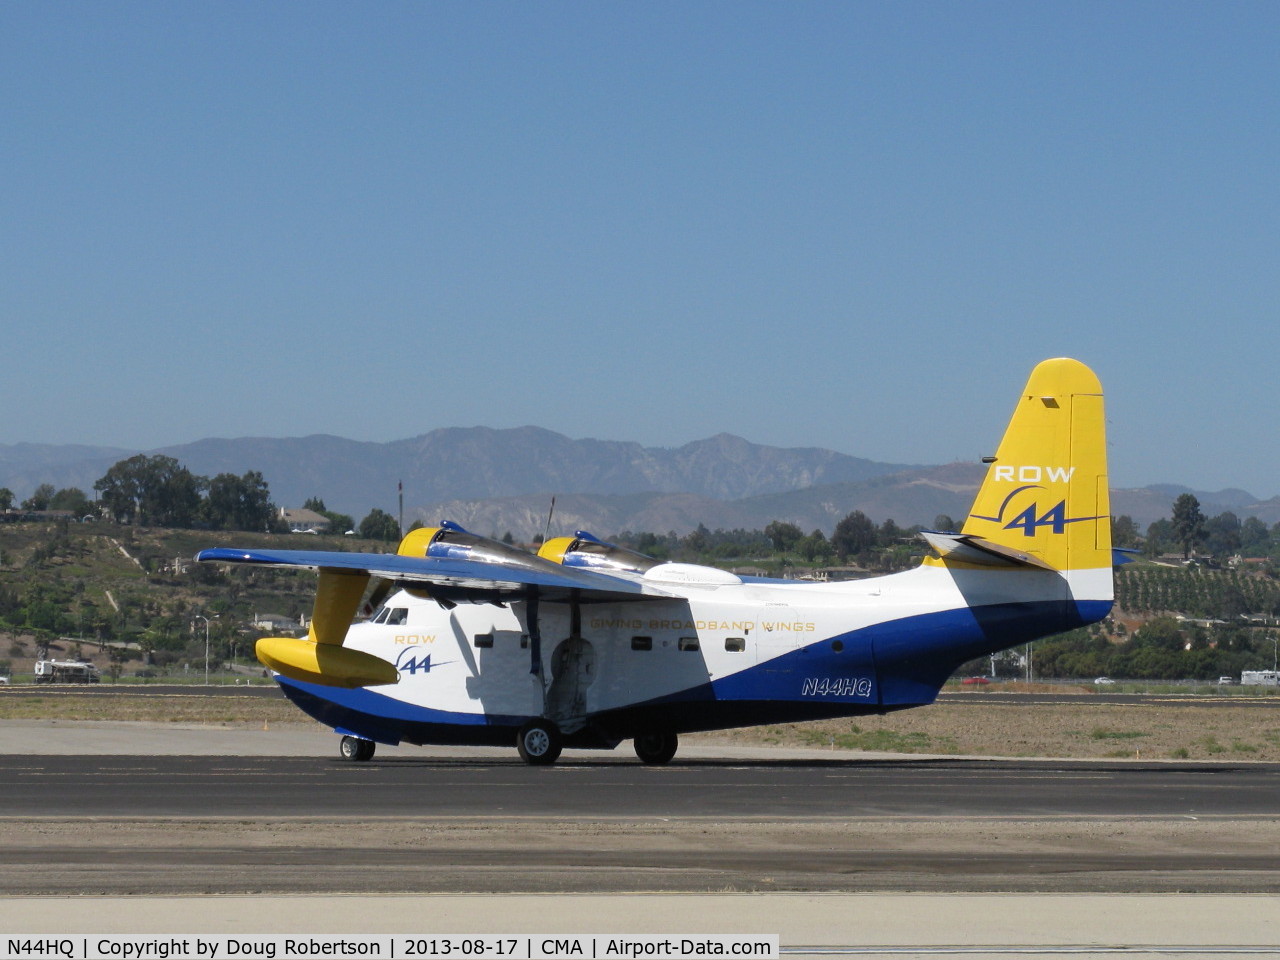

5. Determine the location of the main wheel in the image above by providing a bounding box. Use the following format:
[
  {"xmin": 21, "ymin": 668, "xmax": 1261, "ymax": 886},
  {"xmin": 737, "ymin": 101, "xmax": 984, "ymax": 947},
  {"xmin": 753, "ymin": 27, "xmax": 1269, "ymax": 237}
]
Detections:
[
  {"xmin": 516, "ymin": 720, "xmax": 563, "ymax": 765},
  {"xmin": 339, "ymin": 735, "xmax": 376, "ymax": 761},
  {"xmin": 633, "ymin": 730, "xmax": 678, "ymax": 765}
]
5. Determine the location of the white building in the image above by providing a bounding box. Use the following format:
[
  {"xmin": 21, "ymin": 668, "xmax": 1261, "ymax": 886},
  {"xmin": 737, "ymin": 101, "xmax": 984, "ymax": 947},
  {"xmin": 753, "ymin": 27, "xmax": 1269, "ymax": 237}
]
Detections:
[{"xmin": 279, "ymin": 508, "xmax": 331, "ymax": 534}]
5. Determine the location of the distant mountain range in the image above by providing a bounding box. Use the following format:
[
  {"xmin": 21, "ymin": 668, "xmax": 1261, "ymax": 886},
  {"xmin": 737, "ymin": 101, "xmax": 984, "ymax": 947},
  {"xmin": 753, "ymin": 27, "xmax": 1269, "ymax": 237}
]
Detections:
[{"xmin": 3, "ymin": 430, "xmax": 1278, "ymax": 536}]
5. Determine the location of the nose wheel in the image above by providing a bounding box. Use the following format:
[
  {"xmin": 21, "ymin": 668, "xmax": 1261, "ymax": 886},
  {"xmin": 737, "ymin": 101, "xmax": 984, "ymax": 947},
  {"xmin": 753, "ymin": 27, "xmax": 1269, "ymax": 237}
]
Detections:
[
  {"xmin": 339, "ymin": 735, "xmax": 376, "ymax": 761},
  {"xmin": 516, "ymin": 720, "xmax": 563, "ymax": 765}
]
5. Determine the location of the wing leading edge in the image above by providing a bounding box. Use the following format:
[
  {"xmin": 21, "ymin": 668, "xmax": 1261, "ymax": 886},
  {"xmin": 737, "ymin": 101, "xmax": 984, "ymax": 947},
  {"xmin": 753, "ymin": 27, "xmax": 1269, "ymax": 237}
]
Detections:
[{"xmin": 194, "ymin": 546, "xmax": 666, "ymax": 603}]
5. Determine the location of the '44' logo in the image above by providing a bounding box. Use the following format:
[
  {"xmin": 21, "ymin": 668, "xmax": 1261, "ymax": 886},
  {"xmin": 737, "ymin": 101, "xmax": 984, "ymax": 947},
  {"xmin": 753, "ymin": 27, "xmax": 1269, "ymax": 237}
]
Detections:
[
  {"xmin": 395, "ymin": 648, "xmax": 452, "ymax": 675},
  {"xmin": 1005, "ymin": 500, "xmax": 1068, "ymax": 536}
]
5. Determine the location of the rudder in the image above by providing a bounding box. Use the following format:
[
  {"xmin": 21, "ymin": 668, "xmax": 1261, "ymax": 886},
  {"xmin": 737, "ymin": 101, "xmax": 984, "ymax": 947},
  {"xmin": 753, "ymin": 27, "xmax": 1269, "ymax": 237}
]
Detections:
[{"xmin": 961, "ymin": 358, "xmax": 1110, "ymax": 573}]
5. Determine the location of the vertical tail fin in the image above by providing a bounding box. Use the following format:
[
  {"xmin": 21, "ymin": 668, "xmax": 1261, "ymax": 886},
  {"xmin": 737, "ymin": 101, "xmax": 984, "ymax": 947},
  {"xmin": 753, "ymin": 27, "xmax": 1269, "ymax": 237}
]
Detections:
[{"xmin": 961, "ymin": 358, "xmax": 1110, "ymax": 573}]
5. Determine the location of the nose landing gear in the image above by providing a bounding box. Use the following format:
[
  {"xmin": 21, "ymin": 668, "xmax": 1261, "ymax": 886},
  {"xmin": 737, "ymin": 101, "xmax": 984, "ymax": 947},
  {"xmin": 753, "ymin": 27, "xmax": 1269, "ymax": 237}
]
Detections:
[
  {"xmin": 339, "ymin": 735, "xmax": 376, "ymax": 761},
  {"xmin": 516, "ymin": 720, "xmax": 563, "ymax": 765}
]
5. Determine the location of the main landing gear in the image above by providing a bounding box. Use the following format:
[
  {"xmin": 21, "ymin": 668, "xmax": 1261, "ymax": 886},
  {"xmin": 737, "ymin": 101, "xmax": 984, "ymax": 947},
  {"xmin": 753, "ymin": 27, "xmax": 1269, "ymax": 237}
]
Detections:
[
  {"xmin": 633, "ymin": 730, "xmax": 679, "ymax": 765},
  {"xmin": 339, "ymin": 735, "xmax": 376, "ymax": 762},
  {"xmin": 516, "ymin": 720, "xmax": 563, "ymax": 765},
  {"xmin": 513, "ymin": 722, "xmax": 680, "ymax": 765}
]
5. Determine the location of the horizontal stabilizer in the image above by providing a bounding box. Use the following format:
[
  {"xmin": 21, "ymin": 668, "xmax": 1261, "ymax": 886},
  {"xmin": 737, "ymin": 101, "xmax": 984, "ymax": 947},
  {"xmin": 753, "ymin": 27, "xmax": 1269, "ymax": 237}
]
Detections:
[{"xmin": 920, "ymin": 530, "xmax": 1058, "ymax": 571}]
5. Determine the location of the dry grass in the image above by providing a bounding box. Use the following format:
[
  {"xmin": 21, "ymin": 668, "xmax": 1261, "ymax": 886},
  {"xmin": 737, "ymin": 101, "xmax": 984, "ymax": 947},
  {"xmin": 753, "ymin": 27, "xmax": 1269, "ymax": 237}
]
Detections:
[
  {"xmin": 697, "ymin": 699, "xmax": 1280, "ymax": 761},
  {"xmin": 0, "ymin": 691, "xmax": 302, "ymax": 725}
]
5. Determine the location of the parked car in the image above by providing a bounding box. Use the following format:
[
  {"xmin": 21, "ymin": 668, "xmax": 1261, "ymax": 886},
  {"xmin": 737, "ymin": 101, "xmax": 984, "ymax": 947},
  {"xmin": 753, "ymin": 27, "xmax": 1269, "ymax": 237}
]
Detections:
[
  {"xmin": 1094, "ymin": 676, "xmax": 1116, "ymax": 685},
  {"xmin": 1218, "ymin": 676, "xmax": 1235, "ymax": 685},
  {"xmin": 961, "ymin": 676, "xmax": 990, "ymax": 685}
]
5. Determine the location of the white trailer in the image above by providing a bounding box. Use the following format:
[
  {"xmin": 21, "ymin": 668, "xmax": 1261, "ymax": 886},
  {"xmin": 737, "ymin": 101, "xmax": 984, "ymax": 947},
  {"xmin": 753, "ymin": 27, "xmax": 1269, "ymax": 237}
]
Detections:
[
  {"xmin": 1240, "ymin": 670, "xmax": 1279, "ymax": 687},
  {"xmin": 33, "ymin": 659, "xmax": 101, "ymax": 684}
]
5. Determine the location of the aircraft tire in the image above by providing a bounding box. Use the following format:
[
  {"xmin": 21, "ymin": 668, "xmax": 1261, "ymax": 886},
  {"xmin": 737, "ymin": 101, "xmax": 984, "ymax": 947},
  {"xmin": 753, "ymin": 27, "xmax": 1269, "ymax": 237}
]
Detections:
[
  {"xmin": 340, "ymin": 735, "xmax": 376, "ymax": 762},
  {"xmin": 633, "ymin": 730, "xmax": 678, "ymax": 765},
  {"xmin": 516, "ymin": 720, "xmax": 563, "ymax": 765}
]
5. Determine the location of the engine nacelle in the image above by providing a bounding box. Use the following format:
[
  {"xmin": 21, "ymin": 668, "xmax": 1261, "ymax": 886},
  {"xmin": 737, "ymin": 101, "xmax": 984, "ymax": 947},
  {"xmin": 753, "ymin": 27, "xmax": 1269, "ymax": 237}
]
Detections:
[
  {"xmin": 538, "ymin": 530, "xmax": 661, "ymax": 576},
  {"xmin": 398, "ymin": 521, "xmax": 540, "ymax": 566}
]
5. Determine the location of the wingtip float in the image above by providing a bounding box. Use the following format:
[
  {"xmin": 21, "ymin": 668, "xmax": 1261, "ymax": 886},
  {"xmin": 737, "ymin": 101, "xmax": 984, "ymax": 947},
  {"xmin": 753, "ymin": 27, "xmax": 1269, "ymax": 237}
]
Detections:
[{"xmin": 196, "ymin": 358, "xmax": 1115, "ymax": 765}]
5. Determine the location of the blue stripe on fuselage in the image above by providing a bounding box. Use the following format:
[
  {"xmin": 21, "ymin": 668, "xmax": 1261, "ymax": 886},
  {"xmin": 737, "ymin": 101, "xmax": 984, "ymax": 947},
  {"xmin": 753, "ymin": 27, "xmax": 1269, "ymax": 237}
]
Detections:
[{"xmin": 277, "ymin": 597, "xmax": 1111, "ymax": 747}]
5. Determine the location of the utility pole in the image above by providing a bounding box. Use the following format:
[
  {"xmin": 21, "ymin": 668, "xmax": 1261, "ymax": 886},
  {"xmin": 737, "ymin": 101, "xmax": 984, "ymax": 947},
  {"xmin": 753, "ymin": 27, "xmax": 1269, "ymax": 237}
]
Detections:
[{"xmin": 194, "ymin": 614, "xmax": 217, "ymax": 684}]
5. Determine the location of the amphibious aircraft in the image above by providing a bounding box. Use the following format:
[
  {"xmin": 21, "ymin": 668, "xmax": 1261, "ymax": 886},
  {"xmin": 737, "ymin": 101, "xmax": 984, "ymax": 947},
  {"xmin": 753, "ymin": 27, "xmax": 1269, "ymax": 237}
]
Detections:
[{"xmin": 197, "ymin": 358, "xmax": 1114, "ymax": 764}]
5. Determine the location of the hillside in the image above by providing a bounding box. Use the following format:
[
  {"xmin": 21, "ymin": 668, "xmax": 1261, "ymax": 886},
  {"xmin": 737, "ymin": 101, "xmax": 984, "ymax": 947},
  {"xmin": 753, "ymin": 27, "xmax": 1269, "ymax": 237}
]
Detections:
[
  {"xmin": 0, "ymin": 430, "xmax": 918, "ymax": 523},
  {"xmin": 3, "ymin": 519, "xmax": 1279, "ymax": 686},
  {"xmin": 4, "ymin": 433, "xmax": 1280, "ymax": 537}
]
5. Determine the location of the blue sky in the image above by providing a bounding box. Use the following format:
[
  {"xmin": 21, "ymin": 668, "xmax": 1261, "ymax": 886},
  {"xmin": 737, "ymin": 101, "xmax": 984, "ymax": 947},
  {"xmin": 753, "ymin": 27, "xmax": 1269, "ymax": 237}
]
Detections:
[{"xmin": 3, "ymin": 2, "xmax": 1278, "ymax": 497}]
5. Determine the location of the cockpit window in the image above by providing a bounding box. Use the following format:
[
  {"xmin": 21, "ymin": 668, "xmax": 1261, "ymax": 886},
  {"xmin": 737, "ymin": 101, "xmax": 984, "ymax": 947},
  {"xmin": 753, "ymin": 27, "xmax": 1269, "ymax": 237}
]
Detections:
[
  {"xmin": 372, "ymin": 608, "xmax": 390, "ymax": 624},
  {"xmin": 386, "ymin": 608, "xmax": 408, "ymax": 625}
]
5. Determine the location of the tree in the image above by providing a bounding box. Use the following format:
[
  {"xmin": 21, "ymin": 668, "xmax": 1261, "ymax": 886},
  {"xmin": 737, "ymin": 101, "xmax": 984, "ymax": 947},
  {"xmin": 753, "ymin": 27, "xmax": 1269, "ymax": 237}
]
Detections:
[
  {"xmin": 202, "ymin": 471, "xmax": 276, "ymax": 532},
  {"xmin": 832, "ymin": 511, "xmax": 877, "ymax": 562},
  {"xmin": 798, "ymin": 529, "xmax": 833, "ymax": 563},
  {"xmin": 685, "ymin": 523, "xmax": 711, "ymax": 554},
  {"xmin": 1171, "ymin": 494, "xmax": 1206, "ymax": 559},
  {"xmin": 1239, "ymin": 517, "xmax": 1271, "ymax": 556},
  {"xmin": 324, "ymin": 511, "xmax": 355, "ymax": 535},
  {"xmin": 49, "ymin": 487, "xmax": 92, "ymax": 516},
  {"xmin": 1144, "ymin": 518, "xmax": 1176, "ymax": 557},
  {"xmin": 21, "ymin": 483, "xmax": 56, "ymax": 511},
  {"xmin": 95, "ymin": 455, "xmax": 203, "ymax": 526},
  {"xmin": 359, "ymin": 508, "xmax": 401, "ymax": 542},
  {"xmin": 933, "ymin": 514, "xmax": 959, "ymax": 533},
  {"xmin": 764, "ymin": 520, "xmax": 804, "ymax": 553},
  {"xmin": 0, "ymin": 488, "xmax": 13, "ymax": 511},
  {"xmin": 1112, "ymin": 515, "xmax": 1142, "ymax": 550},
  {"xmin": 878, "ymin": 519, "xmax": 905, "ymax": 544},
  {"xmin": 1203, "ymin": 511, "xmax": 1242, "ymax": 558}
]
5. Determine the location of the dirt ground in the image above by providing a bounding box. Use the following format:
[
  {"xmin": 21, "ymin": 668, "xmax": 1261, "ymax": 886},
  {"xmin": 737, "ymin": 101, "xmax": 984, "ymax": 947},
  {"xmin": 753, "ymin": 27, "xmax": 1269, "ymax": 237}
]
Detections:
[{"xmin": 4, "ymin": 815, "xmax": 1280, "ymax": 895}]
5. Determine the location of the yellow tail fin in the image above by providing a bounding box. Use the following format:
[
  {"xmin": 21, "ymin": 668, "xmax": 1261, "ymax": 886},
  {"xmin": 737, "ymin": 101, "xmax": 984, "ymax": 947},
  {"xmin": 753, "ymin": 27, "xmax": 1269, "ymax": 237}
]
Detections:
[{"xmin": 960, "ymin": 358, "xmax": 1110, "ymax": 572}]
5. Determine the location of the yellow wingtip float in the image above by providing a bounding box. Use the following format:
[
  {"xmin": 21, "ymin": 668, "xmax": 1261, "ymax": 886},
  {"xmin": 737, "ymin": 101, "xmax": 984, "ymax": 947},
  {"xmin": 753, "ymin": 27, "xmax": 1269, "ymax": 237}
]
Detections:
[
  {"xmin": 260, "ymin": 567, "xmax": 400, "ymax": 688},
  {"xmin": 256, "ymin": 635, "xmax": 400, "ymax": 688}
]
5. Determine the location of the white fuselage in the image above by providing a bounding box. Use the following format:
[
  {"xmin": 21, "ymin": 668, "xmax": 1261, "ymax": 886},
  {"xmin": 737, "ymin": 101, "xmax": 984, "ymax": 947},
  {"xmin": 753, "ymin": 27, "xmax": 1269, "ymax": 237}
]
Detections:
[{"xmin": 306, "ymin": 563, "xmax": 1108, "ymax": 741}]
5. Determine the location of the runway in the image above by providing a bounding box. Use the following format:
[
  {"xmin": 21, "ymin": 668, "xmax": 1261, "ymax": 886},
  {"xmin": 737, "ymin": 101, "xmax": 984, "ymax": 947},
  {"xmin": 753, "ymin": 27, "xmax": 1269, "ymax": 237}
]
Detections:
[
  {"xmin": 3, "ymin": 735, "xmax": 1280, "ymax": 895},
  {"xmin": 3, "ymin": 723, "xmax": 1280, "ymax": 957},
  {"xmin": 3, "ymin": 752, "xmax": 1279, "ymax": 819}
]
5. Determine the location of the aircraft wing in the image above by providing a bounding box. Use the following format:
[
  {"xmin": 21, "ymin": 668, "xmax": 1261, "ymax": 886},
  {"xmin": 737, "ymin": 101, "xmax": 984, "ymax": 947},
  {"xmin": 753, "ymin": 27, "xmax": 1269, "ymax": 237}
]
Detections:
[{"xmin": 195, "ymin": 546, "xmax": 668, "ymax": 604}]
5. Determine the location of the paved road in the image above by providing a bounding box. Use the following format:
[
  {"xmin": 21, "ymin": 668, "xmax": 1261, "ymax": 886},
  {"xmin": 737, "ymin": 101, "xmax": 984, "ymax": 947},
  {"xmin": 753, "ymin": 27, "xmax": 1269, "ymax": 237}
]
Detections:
[
  {"xmin": 3, "ymin": 747, "xmax": 1279, "ymax": 897},
  {"xmin": 3, "ymin": 753, "xmax": 1278, "ymax": 818}
]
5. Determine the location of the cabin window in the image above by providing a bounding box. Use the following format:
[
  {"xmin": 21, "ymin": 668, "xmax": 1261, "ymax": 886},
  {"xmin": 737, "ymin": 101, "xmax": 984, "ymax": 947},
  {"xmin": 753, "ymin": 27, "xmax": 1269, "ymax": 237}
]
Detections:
[
  {"xmin": 474, "ymin": 633, "xmax": 494, "ymax": 649},
  {"xmin": 725, "ymin": 637, "xmax": 746, "ymax": 653},
  {"xmin": 678, "ymin": 636, "xmax": 700, "ymax": 652},
  {"xmin": 631, "ymin": 636, "xmax": 653, "ymax": 651},
  {"xmin": 386, "ymin": 608, "xmax": 408, "ymax": 626},
  {"xmin": 520, "ymin": 633, "xmax": 530, "ymax": 649}
]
